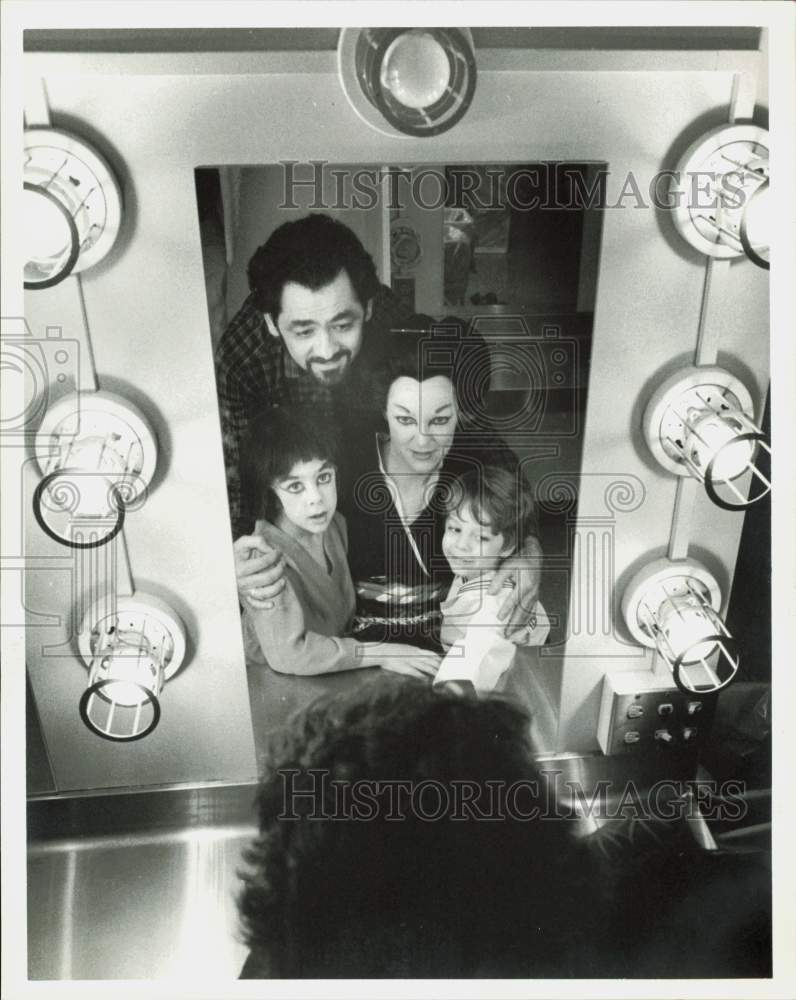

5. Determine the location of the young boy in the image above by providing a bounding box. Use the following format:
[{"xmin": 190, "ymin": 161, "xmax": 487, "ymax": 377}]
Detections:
[
  {"xmin": 434, "ymin": 465, "xmax": 550, "ymax": 702},
  {"xmin": 240, "ymin": 406, "xmax": 440, "ymax": 678}
]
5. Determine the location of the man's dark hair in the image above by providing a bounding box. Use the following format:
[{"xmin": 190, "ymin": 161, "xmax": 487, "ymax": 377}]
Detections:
[
  {"xmin": 247, "ymin": 214, "xmax": 380, "ymax": 319},
  {"xmin": 445, "ymin": 464, "xmax": 538, "ymax": 556},
  {"xmin": 241, "ymin": 405, "xmax": 340, "ymax": 523},
  {"xmin": 237, "ymin": 675, "xmax": 602, "ymax": 978}
]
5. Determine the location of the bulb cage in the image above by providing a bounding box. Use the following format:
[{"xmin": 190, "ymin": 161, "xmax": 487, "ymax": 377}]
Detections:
[
  {"xmin": 643, "ymin": 365, "xmax": 770, "ymax": 511},
  {"xmin": 637, "ymin": 579, "xmax": 740, "ymax": 694},
  {"xmin": 622, "ymin": 556, "xmax": 740, "ymax": 696},
  {"xmin": 78, "ymin": 593, "xmax": 186, "ymax": 742}
]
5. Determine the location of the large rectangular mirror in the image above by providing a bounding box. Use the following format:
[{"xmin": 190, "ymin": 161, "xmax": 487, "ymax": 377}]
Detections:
[{"xmin": 196, "ymin": 161, "xmax": 603, "ymax": 762}]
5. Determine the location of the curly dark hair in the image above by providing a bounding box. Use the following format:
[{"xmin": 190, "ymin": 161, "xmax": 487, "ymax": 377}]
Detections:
[
  {"xmin": 247, "ymin": 214, "xmax": 380, "ymax": 319},
  {"xmin": 237, "ymin": 674, "xmax": 601, "ymax": 977}
]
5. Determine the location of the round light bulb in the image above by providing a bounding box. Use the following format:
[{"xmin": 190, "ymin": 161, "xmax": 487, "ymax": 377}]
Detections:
[
  {"xmin": 659, "ymin": 598, "xmax": 719, "ymax": 664},
  {"xmin": 743, "ymin": 182, "xmax": 770, "ymax": 251},
  {"xmin": 100, "ymin": 651, "xmax": 158, "ymax": 706},
  {"xmin": 687, "ymin": 413, "xmax": 754, "ymax": 482},
  {"xmin": 24, "ymin": 186, "xmax": 73, "ymax": 266},
  {"xmin": 380, "ymin": 31, "xmax": 451, "ymax": 109}
]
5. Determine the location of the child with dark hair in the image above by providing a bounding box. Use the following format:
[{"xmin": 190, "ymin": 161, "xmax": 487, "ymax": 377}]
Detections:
[
  {"xmin": 240, "ymin": 406, "xmax": 440, "ymax": 677},
  {"xmin": 434, "ymin": 465, "xmax": 550, "ymax": 700}
]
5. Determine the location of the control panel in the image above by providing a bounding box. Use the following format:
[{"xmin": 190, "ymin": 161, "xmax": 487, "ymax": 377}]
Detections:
[{"xmin": 597, "ymin": 671, "xmax": 716, "ymax": 755}]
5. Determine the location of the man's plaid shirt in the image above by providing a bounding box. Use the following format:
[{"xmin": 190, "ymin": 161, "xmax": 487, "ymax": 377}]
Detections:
[{"xmin": 215, "ymin": 287, "xmax": 411, "ymax": 539}]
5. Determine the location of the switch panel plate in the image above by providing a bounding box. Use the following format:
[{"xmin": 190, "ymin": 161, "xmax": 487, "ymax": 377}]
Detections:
[{"xmin": 597, "ymin": 671, "xmax": 716, "ymax": 755}]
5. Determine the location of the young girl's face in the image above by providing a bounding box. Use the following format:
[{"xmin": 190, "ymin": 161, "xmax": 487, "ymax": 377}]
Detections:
[
  {"xmin": 442, "ymin": 503, "xmax": 510, "ymax": 579},
  {"xmin": 273, "ymin": 458, "xmax": 337, "ymax": 535}
]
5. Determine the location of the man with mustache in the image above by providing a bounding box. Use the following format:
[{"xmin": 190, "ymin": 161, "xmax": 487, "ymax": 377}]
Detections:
[{"xmin": 216, "ymin": 213, "xmax": 408, "ymax": 542}]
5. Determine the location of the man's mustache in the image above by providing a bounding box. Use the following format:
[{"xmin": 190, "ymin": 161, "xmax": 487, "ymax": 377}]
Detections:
[{"xmin": 308, "ymin": 350, "xmax": 351, "ymax": 366}]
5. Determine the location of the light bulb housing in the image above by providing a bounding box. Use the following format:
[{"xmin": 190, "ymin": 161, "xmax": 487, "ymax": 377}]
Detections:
[
  {"xmin": 338, "ymin": 27, "xmax": 477, "ymax": 137},
  {"xmin": 622, "ymin": 557, "xmax": 740, "ymax": 695},
  {"xmin": 33, "ymin": 390, "xmax": 158, "ymax": 547},
  {"xmin": 643, "ymin": 365, "xmax": 770, "ymax": 511},
  {"xmin": 24, "ymin": 127, "xmax": 123, "ymax": 290},
  {"xmin": 669, "ymin": 122, "xmax": 769, "ymax": 268},
  {"xmin": 78, "ymin": 592, "xmax": 186, "ymax": 741}
]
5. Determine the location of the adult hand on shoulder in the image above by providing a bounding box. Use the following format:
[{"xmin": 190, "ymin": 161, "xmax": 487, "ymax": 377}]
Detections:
[
  {"xmin": 234, "ymin": 535, "xmax": 286, "ymax": 610},
  {"xmin": 377, "ymin": 643, "xmax": 441, "ymax": 679},
  {"xmin": 488, "ymin": 536, "xmax": 543, "ymax": 643}
]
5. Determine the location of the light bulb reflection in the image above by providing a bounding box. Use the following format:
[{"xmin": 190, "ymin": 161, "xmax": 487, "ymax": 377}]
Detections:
[{"xmin": 381, "ymin": 31, "xmax": 451, "ymax": 108}]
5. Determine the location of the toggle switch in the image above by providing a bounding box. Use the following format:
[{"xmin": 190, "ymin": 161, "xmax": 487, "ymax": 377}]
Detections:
[
  {"xmin": 683, "ymin": 727, "xmax": 698, "ymax": 742},
  {"xmin": 687, "ymin": 701, "xmax": 704, "ymax": 715},
  {"xmin": 627, "ymin": 704, "xmax": 645, "ymax": 719},
  {"xmin": 624, "ymin": 731, "xmax": 641, "ymax": 744},
  {"xmin": 655, "ymin": 728, "xmax": 674, "ymax": 743},
  {"xmin": 658, "ymin": 703, "xmax": 674, "ymax": 717}
]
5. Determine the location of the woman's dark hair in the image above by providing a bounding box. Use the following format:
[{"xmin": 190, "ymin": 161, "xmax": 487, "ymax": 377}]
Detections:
[
  {"xmin": 444, "ymin": 464, "xmax": 538, "ymax": 554},
  {"xmin": 371, "ymin": 313, "xmax": 491, "ymax": 423},
  {"xmin": 241, "ymin": 405, "xmax": 340, "ymax": 523},
  {"xmin": 237, "ymin": 674, "xmax": 603, "ymax": 978},
  {"xmin": 247, "ymin": 214, "xmax": 380, "ymax": 319}
]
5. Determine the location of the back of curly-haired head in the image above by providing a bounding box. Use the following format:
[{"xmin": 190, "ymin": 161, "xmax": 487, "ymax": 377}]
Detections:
[
  {"xmin": 247, "ymin": 214, "xmax": 380, "ymax": 319},
  {"xmin": 237, "ymin": 674, "xmax": 601, "ymax": 977}
]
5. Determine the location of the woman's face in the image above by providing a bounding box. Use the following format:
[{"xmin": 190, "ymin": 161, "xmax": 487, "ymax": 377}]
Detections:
[{"xmin": 385, "ymin": 375, "xmax": 458, "ymax": 475}]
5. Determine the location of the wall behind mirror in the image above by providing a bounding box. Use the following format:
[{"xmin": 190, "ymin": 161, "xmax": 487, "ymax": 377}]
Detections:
[
  {"xmin": 21, "ymin": 38, "xmax": 767, "ymax": 793},
  {"xmin": 196, "ymin": 161, "xmax": 603, "ymax": 760}
]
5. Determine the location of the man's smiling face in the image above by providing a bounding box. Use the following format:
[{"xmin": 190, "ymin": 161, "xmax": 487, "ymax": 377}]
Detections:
[{"xmin": 265, "ymin": 269, "xmax": 372, "ymax": 386}]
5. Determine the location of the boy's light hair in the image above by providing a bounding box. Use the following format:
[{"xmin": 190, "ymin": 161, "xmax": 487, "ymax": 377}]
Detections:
[{"xmin": 444, "ymin": 465, "xmax": 537, "ymax": 554}]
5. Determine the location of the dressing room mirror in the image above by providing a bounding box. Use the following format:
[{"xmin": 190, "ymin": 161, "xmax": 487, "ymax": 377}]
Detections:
[{"xmin": 196, "ymin": 161, "xmax": 603, "ymax": 762}]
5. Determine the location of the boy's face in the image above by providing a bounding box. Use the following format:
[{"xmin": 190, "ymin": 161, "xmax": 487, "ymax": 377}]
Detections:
[
  {"xmin": 273, "ymin": 458, "xmax": 337, "ymax": 536},
  {"xmin": 442, "ymin": 503, "xmax": 511, "ymax": 579},
  {"xmin": 265, "ymin": 269, "xmax": 371, "ymax": 387}
]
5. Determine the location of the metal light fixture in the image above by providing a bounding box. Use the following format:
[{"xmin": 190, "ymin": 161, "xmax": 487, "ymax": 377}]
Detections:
[
  {"xmin": 338, "ymin": 27, "xmax": 477, "ymax": 137},
  {"xmin": 78, "ymin": 592, "xmax": 186, "ymax": 741},
  {"xmin": 33, "ymin": 390, "xmax": 158, "ymax": 546},
  {"xmin": 670, "ymin": 123, "xmax": 770, "ymax": 269},
  {"xmin": 643, "ymin": 365, "xmax": 770, "ymax": 511},
  {"xmin": 24, "ymin": 127, "xmax": 123, "ymax": 289},
  {"xmin": 622, "ymin": 557, "xmax": 739, "ymax": 695}
]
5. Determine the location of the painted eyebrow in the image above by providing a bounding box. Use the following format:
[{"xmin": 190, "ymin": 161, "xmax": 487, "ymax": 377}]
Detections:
[{"xmin": 391, "ymin": 402, "xmax": 453, "ymax": 414}]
